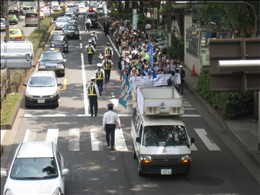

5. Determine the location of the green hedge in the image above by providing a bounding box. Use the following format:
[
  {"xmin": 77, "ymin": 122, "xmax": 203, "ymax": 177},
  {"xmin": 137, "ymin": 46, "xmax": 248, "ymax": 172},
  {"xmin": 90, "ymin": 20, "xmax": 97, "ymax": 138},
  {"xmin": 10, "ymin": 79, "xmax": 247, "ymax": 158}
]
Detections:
[{"xmin": 197, "ymin": 67, "xmax": 254, "ymax": 119}]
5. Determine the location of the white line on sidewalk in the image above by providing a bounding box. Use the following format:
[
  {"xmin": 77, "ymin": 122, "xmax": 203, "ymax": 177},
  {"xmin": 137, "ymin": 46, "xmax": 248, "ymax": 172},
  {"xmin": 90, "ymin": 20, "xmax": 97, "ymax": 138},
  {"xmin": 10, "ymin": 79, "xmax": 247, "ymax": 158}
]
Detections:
[
  {"xmin": 115, "ymin": 128, "xmax": 128, "ymax": 151},
  {"xmin": 46, "ymin": 129, "xmax": 59, "ymax": 146},
  {"xmin": 90, "ymin": 128, "xmax": 103, "ymax": 151}
]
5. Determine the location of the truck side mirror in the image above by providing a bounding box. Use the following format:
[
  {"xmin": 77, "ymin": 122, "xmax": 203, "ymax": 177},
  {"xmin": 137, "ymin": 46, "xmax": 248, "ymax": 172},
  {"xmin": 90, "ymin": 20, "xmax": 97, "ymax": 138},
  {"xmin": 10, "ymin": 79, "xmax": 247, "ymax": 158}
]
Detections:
[{"xmin": 136, "ymin": 137, "xmax": 140, "ymax": 143}]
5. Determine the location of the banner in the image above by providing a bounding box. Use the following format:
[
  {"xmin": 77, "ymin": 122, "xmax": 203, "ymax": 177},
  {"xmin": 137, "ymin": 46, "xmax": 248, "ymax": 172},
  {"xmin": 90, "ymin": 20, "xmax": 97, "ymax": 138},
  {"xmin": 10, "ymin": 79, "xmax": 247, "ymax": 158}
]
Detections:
[
  {"xmin": 131, "ymin": 74, "xmax": 171, "ymax": 88},
  {"xmin": 119, "ymin": 74, "xmax": 132, "ymax": 108}
]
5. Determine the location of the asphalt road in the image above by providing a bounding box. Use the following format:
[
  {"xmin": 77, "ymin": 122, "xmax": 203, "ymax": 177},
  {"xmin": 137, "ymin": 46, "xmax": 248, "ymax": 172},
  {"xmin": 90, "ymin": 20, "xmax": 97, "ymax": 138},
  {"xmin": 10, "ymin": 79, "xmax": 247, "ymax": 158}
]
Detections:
[{"xmin": 1, "ymin": 16, "xmax": 259, "ymax": 195}]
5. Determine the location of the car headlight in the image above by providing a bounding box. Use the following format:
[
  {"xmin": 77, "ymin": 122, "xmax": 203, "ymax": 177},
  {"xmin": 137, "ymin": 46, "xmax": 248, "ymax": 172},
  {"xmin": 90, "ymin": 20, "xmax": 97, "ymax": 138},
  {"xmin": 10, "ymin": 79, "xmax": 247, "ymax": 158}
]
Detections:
[
  {"xmin": 52, "ymin": 187, "xmax": 62, "ymax": 195},
  {"xmin": 38, "ymin": 65, "xmax": 46, "ymax": 69},
  {"xmin": 181, "ymin": 155, "xmax": 192, "ymax": 163},
  {"xmin": 140, "ymin": 155, "xmax": 152, "ymax": 164},
  {"xmin": 50, "ymin": 90, "xmax": 58, "ymax": 98},
  {"xmin": 25, "ymin": 91, "xmax": 33, "ymax": 98},
  {"xmin": 4, "ymin": 188, "xmax": 14, "ymax": 195}
]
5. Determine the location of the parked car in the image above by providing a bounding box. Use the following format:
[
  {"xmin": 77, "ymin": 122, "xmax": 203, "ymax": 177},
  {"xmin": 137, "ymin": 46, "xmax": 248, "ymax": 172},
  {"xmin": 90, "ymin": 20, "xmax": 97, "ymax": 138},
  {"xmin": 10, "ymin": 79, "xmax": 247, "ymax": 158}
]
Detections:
[
  {"xmin": 23, "ymin": 71, "xmax": 61, "ymax": 107},
  {"xmin": 49, "ymin": 32, "xmax": 69, "ymax": 53},
  {"xmin": 54, "ymin": 16, "xmax": 70, "ymax": 30},
  {"xmin": 8, "ymin": 14, "xmax": 18, "ymax": 25},
  {"xmin": 9, "ymin": 28, "xmax": 25, "ymax": 41},
  {"xmin": 1, "ymin": 141, "xmax": 69, "ymax": 194},
  {"xmin": 62, "ymin": 23, "xmax": 79, "ymax": 39},
  {"xmin": 0, "ymin": 18, "xmax": 5, "ymax": 31},
  {"xmin": 38, "ymin": 49, "xmax": 66, "ymax": 77},
  {"xmin": 85, "ymin": 12, "xmax": 98, "ymax": 28}
]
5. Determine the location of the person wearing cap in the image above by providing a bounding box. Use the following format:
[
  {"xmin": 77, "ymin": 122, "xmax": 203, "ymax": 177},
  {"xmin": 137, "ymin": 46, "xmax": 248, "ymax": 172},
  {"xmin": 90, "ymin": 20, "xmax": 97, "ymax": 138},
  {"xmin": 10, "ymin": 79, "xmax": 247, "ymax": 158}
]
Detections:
[
  {"xmin": 95, "ymin": 63, "xmax": 104, "ymax": 95},
  {"xmin": 90, "ymin": 33, "xmax": 97, "ymax": 48},
  {"xmin": 102, "ymin": 103, "xmax": 121, "ymax": 151},
  {"xmin": 85, "ymin": 39, "xmax": 96, "ymax": 64},
  {"xmin": 85, "ymin": 15, "xmax": 92, "ymax": 32},
  {"xmin": 102, "ymin": 55, "xmax": 113, "ymax": 84},
  {"xmin": 87, "ymin": 77, "xmax": 100, "ymax": 117},
  {"xmin": 104, "ymin": 42, "xmax": 113, "ymax": 59}
]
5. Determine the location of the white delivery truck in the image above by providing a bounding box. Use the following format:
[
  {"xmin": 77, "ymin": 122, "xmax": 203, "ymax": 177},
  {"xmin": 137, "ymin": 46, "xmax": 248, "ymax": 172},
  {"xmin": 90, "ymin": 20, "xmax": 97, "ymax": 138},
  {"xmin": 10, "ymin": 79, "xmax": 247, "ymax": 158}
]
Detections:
[
  {"xmin": 1, "ymin": 41, "xmax": 34, "ymax": 69},
  {"xmin": 131, "ymin": 87, "xmax": 195, "ymax": 177}
]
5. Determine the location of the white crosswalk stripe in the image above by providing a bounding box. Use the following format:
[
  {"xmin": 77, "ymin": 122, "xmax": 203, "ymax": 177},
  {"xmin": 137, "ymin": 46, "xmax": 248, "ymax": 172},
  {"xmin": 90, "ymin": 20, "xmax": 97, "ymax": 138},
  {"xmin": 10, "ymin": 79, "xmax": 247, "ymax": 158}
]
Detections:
[
  {"xmin": 194, "ymin": 128, "xmax": 221, "ymax": 151},
  {"xmin": 20, "ymin": 127, "xmax": 220, "ymax": 152},
  {"xmin": 69, "ymin": 128, "xmax": 80, "ymax": 151},
  {"xmin": 90, "ymin": 128, "xmax": 103, "ymax": 151}
]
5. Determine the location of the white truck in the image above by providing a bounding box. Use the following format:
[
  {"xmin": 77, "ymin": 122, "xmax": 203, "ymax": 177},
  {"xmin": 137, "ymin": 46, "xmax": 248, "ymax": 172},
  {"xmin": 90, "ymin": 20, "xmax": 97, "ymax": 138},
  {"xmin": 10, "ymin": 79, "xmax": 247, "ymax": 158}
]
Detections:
[{"xmin": 131, "ymin": 87, "xmax": 195, "ymax": 177}]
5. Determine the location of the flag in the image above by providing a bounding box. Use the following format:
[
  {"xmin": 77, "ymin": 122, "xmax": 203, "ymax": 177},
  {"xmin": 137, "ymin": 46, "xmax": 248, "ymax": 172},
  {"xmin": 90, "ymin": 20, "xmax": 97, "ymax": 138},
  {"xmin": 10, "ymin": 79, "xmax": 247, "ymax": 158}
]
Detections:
[
  {"xmin": 119, "ymin": 74, "xmax": 132, "ymax": 109},
  {"xmin": 148, "ymin": 43, "xmax": 157, "ymax": 78}
]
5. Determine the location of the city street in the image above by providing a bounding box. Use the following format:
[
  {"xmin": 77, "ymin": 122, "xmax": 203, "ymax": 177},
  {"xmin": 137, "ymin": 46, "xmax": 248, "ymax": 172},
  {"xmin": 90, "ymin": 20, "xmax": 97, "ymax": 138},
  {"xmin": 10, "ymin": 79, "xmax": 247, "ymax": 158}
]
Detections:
[{"xmin": 1, "ymin": 15, "xmax": 259, "ymax": 195}]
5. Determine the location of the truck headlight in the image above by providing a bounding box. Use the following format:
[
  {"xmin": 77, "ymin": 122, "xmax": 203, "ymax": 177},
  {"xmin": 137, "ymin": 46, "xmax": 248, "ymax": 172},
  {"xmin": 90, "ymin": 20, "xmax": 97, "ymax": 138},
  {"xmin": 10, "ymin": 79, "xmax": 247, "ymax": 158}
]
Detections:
[
  {"xmin": 181, "ymin": 155, "xmax": 191, "ymax": 163},
  {"xmin": 57, "ymin": 64, "xmax": 64, "ymax": 69},
  {"xmin": 140, "ymin": 155, "xmax": 152, "ymax": 164}
]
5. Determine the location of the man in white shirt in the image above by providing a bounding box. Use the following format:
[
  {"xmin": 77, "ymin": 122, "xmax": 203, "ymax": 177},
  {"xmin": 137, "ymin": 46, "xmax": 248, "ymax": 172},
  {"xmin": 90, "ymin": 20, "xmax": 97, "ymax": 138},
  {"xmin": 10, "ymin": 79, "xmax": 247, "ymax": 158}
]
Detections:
[
  {"xmin": 102, "ymin": 103, "xmax": 121, "ymax": 150},
  {"xmin": 85, "ymin": 16, "xmax": 92, "ymax": 32}
]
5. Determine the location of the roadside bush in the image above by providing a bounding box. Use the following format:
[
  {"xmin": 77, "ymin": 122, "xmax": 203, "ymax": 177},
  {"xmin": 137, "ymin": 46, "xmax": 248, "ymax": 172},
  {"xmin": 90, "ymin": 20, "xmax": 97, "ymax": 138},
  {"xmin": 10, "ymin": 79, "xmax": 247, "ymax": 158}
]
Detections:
[{"xmin": 197, "ymin": 67, "xmax": 254, "ymax": 119}]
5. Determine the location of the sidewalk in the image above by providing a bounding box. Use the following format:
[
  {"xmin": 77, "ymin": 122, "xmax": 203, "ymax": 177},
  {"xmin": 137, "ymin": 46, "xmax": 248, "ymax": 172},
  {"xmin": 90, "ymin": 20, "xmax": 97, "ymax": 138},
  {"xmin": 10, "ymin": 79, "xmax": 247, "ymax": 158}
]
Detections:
[{"xmin": 182, "ymin": 66, "xmax": 260, "ymax": 166}]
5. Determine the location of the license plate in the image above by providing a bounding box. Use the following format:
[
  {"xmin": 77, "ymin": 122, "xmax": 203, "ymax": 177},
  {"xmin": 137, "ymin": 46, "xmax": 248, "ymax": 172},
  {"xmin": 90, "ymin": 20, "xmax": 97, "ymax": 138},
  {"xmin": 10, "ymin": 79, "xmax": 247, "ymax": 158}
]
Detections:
[
  {"xmin": 55, "ymin": 48, "xmax": 60, "ymax": 51},
  {"xmin": 38, "ymin": 99, "xmax": 45, "ymax": 103},
  {"xmin": 161, "ymin": 169, "xmax": 172, "ymax": 175}
]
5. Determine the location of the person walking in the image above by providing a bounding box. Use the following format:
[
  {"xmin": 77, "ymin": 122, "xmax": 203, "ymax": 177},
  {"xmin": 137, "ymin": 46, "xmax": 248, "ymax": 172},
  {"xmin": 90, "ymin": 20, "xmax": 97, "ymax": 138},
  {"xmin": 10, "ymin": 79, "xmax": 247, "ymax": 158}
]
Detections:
[
  {"xmin": 95, "ymin": 63, "xmax": 104, "ymax": 95},
  {"xmin": 85, "ymin": 16, "xmax": 92, "ymax": 32},
  {"xmin": 103, "ymin": 19, "xmax": 110, "ymax": 35},
  {"xmin": 102, "ymin": 55, "xmax": 113, "ymax": 84},
  {"xmin": 85, "ymin": 39, "xmax": 96, "ymax": 64},
  {"xmin": 87, "ymin": 77, "xmax": 100, "ymax": 117},
  {"xmin": 179, "ymin": 65, "xmax": 185, "ymax": 95},
  {"xmin": 102, "ymin": 103, "xmax": 121, "ymax": 151},
  {"xmin": 104, "ymin": 42, "xmax": 113, "ymax": 59},
  {"xmin": 118, "ymin": 56, "xmax": 125, "ymax": 81}
]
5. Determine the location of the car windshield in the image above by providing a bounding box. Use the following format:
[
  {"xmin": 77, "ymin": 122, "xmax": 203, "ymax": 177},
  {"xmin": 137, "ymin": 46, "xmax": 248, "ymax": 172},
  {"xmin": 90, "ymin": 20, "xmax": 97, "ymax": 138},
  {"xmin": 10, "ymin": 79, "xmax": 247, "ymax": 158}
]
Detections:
[
  {"xmin": 57, "ymin": 17, "xmax": 67, "ymax": 22},
  {"xmin": 10, "ymin": 157, "xmax": 58, "ymax": 179},
  {"xmin": 52, "ymin": 34, "xmax": 65, "ymax": 41},
  {"xmin": 42, "ymin": 52, "xmax": 63, "ymax": 61},
  {"xmin": 28, "ymin": 76, "xmax": 56, "ymax": 87},
  {"xmin": 65, "ymin": 25, "xmax": 77, "ymax": 30},
  {"xmin": 143, "ymin": 125, "xmax": 188, "ymax": 147}
]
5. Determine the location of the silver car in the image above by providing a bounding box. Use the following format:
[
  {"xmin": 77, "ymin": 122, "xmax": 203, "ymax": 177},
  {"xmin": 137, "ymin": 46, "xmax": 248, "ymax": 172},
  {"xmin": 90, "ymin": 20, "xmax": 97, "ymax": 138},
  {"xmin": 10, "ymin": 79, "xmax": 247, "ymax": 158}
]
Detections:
[
  {"xmin": 54, "ymin": 17, "xmax": 70, "ymax": 30},
  {"xmin": 23, "ymin": 71, "xmax": 61, "ymax": 108},
  {"xmin": 1, "ymin": 141, "xmax": 69, "ymax": 195}
]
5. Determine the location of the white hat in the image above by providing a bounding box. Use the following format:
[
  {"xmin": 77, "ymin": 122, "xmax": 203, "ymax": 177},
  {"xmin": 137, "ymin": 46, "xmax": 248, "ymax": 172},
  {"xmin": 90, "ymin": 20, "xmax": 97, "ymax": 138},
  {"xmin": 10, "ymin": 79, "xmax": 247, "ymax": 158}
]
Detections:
[
  {"xmin": 97, "ymin": 63, "xmax": 102, "ymax": 67},
  {"xmin": 88, "ymin": 39, "xmax": 92, "ymax": 42},
  {"xmin": 91, "ymin": 33, "xmax": 94, "ymax": 36},
  {"xmin": 91, "ymin": 76, "xmax": 96, "ymax": 80}
]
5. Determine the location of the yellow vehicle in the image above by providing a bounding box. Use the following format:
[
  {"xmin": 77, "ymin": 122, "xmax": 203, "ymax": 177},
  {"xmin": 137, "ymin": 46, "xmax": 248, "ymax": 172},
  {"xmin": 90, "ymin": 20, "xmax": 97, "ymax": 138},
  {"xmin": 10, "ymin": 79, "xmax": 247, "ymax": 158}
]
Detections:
[{"xmin": 9, "ymin": 28, "xmax": 25, "ymax": 41}]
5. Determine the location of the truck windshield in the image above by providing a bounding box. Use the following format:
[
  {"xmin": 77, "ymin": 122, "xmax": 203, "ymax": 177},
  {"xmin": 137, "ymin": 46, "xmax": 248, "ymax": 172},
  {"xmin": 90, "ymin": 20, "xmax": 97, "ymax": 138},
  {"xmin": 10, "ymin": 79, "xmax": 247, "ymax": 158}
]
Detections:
[{"xmin": 143, "ymin": 125, "xmax": 188, "ymax": 147}]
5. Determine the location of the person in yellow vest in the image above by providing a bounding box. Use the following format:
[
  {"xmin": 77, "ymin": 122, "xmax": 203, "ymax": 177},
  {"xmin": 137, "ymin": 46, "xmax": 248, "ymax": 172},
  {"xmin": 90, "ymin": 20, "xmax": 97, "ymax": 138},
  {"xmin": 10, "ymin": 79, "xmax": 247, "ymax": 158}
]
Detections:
[
  {"xmin": 87, "ymin": 77, "xmax": 100, "ymax": 117},
  {"xmin": 85, "ymin": 39, "xmax": 96, "ymax": 64},
  {"xmin": 95, "ymin": 63, "xmax": 104, "ymax": 95},
  {"xmin": 102, "ymin": 55, "xmax": 113, "ymax": 84},
  {"xmin": 104, "ymin": 42, "xmax": 113, "ymax": 59}
]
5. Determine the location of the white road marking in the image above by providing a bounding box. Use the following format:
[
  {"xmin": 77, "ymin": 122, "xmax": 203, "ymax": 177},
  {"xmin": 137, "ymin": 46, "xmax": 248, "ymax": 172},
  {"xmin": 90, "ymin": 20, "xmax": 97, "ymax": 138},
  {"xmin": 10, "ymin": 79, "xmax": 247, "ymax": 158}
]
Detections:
[
  {"xmin": 115, "ymin": 128, "xmax": 128, "ymax": 151},
  {"xmin": 68, "ymin": 128, "xmax": 80, "ymax": 151},
  {"xmin": 194, "ymin": 128, "xmax": 221, "ymax": 151},
  {"xmin": 23, "ymin": 129, "xmax": 37, "ymax": 142},
  {"xmin": 182, "ymin": 114, "xmax": 201, "ymax": 117},
  {"xmin": 110, "ymin": 98, "xmax": 118, "ymax": 107},
  {"xmin": 46, "ymin": 128, "xmax": 59, "ymax": 145},
  {"xmin": 90, "ymin": 128, "xmax": 103, "ymax": 151},
  {"xmin": 81, "ymin": 52, "xmax": 89, "ymax": 115},
  {"xmin": 190, "ymin": 144, "xmax": 198, "ymax": 151}
]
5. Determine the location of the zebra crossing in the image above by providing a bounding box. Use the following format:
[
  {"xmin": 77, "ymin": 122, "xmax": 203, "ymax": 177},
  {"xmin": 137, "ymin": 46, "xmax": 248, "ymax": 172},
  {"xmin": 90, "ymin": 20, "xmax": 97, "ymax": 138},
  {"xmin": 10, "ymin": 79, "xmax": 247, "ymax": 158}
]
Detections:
[{"xmin": 22, "ymin": 127, "xmax": 221, "ymax": 152}]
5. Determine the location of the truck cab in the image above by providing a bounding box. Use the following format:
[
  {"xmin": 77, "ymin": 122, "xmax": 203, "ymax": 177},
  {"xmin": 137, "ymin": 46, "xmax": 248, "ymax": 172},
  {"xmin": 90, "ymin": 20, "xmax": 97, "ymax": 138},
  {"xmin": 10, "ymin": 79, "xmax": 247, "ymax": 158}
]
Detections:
[{"xmin": 131, "ymin": 87, "xmax": 195, "ymax": 177}]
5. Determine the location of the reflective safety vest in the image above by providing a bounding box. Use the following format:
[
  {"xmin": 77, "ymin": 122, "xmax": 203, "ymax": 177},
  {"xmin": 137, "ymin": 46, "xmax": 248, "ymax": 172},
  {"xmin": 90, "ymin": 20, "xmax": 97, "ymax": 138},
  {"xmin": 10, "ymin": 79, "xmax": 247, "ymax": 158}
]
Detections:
[
  {"xmin": 104, "ymin": 61, "xmax": 111, "ymax": 70},
  {"xmin": 88, "ymin": 83, "xmax": 97, "ymax": 96},
  {"xmin": 87, "ymin": 45, "xmax": 93, "ymax": 54},
  {"xmin": 105, "ymin": 48, "xmax": 112, "ymax": 56},
  {"xmin": 96, "ymin": 70, "xmax": 103, "ymax": 80}
]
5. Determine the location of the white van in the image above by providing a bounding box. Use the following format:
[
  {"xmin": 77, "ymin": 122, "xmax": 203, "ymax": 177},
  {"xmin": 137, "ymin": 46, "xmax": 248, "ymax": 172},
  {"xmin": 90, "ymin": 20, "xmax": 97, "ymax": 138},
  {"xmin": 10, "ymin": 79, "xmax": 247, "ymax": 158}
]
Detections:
[
  {"xmin": 131, "ymin": 87, "xmax": 195, "ymax": 177},
  {"xmin": 1, "ymin": 41, "xmax": 34, "ymax": 69},
  {"xmin": 25, "ymin": 12, "xmax": 38, "ymax": 27}
]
